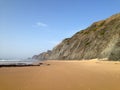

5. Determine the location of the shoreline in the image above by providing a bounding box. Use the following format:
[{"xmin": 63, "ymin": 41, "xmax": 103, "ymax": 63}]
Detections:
[
  {"xmin": 0, "ymin": 59, "xmax": 120, "ymax": 67},
  {"xmin": 0, "ymin": 60, "xmax": 43, "ymax": 68}
]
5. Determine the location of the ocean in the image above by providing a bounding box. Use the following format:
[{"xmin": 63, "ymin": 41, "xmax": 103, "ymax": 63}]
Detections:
[{"xmin": 0, "ymin": 59, "xmax": 39, "ymax": 65}]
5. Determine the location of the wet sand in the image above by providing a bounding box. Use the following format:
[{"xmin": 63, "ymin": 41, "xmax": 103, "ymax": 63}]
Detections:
[{"xmin": 0, "ymin": 60, "xmax": 120, "ymax": 90}]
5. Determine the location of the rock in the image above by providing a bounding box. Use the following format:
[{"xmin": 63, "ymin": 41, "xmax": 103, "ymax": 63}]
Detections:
[
  {"xmin": 32, "ymin": 50, "xmax": 52, "ymax": 60},
  {"xmin": 32, "ymin": 13, "xmax": 120, "ymax": 61}
]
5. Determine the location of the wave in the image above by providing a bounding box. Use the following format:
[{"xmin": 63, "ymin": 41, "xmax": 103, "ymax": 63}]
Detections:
[{"xmin": 0, "ymin": 59, "xmax": 39, "ymax": 65}]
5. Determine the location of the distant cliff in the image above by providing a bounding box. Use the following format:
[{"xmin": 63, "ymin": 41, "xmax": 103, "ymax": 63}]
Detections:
[{"xmin": 32, "ymin": 13, "xmax": 120, "ymax": 60}]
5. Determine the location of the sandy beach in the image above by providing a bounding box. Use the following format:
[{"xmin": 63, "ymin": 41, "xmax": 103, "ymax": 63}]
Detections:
[{"xmin": 0, "ymin": 60, "xmax": 120, "ymax": 90}]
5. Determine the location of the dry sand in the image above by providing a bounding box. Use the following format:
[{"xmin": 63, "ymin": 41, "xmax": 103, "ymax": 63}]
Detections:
[{"xmin": 0, "ymin": 60, "xmax": 120, "ymax": 90}]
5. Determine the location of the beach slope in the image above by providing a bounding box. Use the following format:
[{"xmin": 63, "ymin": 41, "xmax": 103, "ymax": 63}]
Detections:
[{"xmin": 0, "ymin": 60, "xmax": 120, "ymax": 90}]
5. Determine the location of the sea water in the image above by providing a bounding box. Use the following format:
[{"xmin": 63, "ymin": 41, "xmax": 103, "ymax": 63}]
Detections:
[{"xmin": 0, "ymin": 59, "xmax": 39, "ymax": 65}]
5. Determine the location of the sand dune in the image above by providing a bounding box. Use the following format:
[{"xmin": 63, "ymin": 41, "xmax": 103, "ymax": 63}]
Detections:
[{"xmin": 0, "ymin": 60, "xmax": 120, "ymax": 90}]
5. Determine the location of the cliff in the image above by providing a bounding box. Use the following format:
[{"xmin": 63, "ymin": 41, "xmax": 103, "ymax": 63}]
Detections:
[{"xmin": 32, "ymin": 13, "xmax": 120, "ymax": 60}]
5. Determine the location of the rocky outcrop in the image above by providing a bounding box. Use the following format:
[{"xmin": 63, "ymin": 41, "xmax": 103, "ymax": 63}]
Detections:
[
  {"xmin": 32, "ymin": 13, "xmax": 120, "ymax": 61},
  {"xmin": 32, "ymin": 50, "xmax": 52, "ymax": 60}
]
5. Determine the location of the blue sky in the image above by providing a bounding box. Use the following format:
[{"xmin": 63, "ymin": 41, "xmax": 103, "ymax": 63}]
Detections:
[{"xmin": 0, "ymin": 0, "xmax": 120, "ymax": 59}]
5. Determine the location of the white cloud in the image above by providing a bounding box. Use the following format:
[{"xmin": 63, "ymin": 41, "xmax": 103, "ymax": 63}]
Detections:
[
  {"xmin": 36, "ymin": 22, "xmax": 47, "ymax": 27},
  {"xmin": 32, "ymin": 22, "xmax": 48, "ymax": 27},
  {"xmin": 48, "ymin": 41, "xmax": 61, "ymax": 46}
]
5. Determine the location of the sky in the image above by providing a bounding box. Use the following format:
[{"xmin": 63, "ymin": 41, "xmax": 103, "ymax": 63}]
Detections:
[{"xmin": 0, "ymin": 0, "xmax": 120, "ymax": 59}]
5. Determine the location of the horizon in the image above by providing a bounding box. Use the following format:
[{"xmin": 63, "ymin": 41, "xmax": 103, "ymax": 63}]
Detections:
[{"xmin": 1, "ymin": 0, "xmax": 120, "ymax": 59}]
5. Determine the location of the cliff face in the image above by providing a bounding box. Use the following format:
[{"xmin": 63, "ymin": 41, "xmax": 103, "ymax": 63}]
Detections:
[
  {"xmin": 32, "ymin": 50, "xmax": 52, "ymax": 60},
  {"xmin": 32, "ymin": 13, "xmax": 120, "ymax": 60}
]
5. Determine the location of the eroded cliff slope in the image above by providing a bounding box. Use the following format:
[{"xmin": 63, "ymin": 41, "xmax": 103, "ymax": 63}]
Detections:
[{"xmin": 33, "ymin": 13, "xmax": 120, "ymax": 60}]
